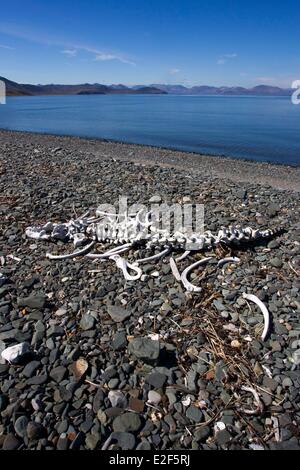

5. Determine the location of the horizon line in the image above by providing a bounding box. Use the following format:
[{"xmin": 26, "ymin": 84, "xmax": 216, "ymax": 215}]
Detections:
[{"xmin": 1, "ymin": 75, "xmax": 292, "ymax": 90}]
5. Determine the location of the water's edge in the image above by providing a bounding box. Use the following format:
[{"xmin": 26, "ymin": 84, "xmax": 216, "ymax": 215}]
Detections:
[
  {"xmin": 1, "ymin": 126, "xmax": 299, "ymax": 169},
  {"xmin": 1, "ymin": 128, "xmax": 300, "ymax": 192}
]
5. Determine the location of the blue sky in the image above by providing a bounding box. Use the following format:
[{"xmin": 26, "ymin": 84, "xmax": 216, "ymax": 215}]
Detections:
[{"xmin": 0, "ymin": 0, "xmax": 299, "ymax": 87}]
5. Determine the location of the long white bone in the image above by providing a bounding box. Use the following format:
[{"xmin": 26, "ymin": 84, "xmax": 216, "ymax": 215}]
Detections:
[
  {"xmin": 86, "ymin": 244, "xmax": 132, "ymax": 259},
  {"xmin": 181, "ymin": 257, "xmax": 212, "ymax": 293},
  {"xmin": 176, "ymin": 251, "xmax": 191, "ymax": 262},
  {"xmin": 242, "ymin": 293, "xmax": 270, "ymax": 341},
  {"xmin": 169, "ymin": 257, "xmax": 181, "ymax": 282},
  {"xmin": 46, "ymin": 241, "xmax": 96, "ymax": 260},
  {"xmin": 135, "ymin": 247, "xmax": 171, "ymax": 264}
]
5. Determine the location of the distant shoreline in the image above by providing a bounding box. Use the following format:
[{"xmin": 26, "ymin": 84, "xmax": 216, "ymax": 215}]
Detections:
[
  {"xmin": 1, "ymin": 128, "xmax": 299, "ymax": 192},
  {"xmin": 1, "ymin": 75, "xmax": 293, "ymax": 97}
]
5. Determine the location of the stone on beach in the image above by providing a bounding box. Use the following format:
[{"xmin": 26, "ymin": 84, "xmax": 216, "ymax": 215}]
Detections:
[
  {"xmin": 128, "ymin": 337, "xmax": 160, "ymax": 364},
  {"xmin": 17, "ymin": 294, "xmax": 46, "ymax": 310}
]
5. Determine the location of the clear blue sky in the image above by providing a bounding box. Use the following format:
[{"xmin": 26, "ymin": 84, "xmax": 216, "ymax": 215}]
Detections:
[{"xmin": 0, "ymin": 0, "xmax": 299, "ymax": 87}]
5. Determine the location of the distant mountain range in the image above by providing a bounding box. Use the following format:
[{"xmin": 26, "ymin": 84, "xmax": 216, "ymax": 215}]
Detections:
[
  {"xmin": 1, "ymin": 76, "xmax": 293, "ymax": 97},
  {"xmin": 144, "ymin": 84, "xmax": 293, "ymax": 96},
  {"xmin": 1, "ymin": 77, "xmax": 166, "ymax": 96}
]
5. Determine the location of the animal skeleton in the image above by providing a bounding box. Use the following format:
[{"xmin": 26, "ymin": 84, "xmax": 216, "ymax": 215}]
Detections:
[{"xmin": 26, "ymin": 207, "xmax": 279, "ymax": 288}]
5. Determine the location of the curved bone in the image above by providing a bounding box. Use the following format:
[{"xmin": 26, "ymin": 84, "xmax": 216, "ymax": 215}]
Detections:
[
  {"xmin": 86, "ymin": 244, "xmax": 132, "ymax": 260},
  {"xmin": 181, "ymin": 257, "xmax": 212, "ymax": 293},
  {"xmin": 242, "ymin": 293, "xmax": 270, "ymax": 341},
  {"xmin": 176, "ymin": 251, "xmax": 191, "ymax": 262},
  {"xmin": 135, "ymin": 247, "xmax": 171, "ymax": 264},
  {"xmin": 238, "ymin": 386, "xmax": 264, "ymax": 415},
  {"xmin": 109, "ymin": 254, "xmax": 142, "ymax": 281},
  {"xmin": 170, "ymin": 257, "xmax": 181, "ymax": 282},
  {"xmin": 46, "ymin": 241, "xmax": 96, "ymax": 260},
  {"xmin": 218, "ymin": 257, "xmax": 240, "ymax": 268}
]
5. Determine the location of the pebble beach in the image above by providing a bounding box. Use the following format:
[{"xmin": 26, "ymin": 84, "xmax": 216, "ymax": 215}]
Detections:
[{"xmin": 0, "ymin": 129, "xmax": 299, "ymax": 451}]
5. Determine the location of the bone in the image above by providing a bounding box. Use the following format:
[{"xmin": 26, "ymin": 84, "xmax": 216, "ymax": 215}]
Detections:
[
  {"xmin": 46, "ymin": 241, "xmax": 96, "ymax": 260},
  {"xmin": 239, "ymin": 386, "xmax": 264, "ymax": 415},
  {"xmin": 135, "ymin": 247, "xmax": 171, "ymax": 264},
  {"xmin": 176, "ymin": 251, "xmax": 191, "ymax": 262},
  {"xmin": 181, "ymin": 257, "xmax": 213, "ymax": 293},
  {"xmin": 109, "ymin": 255, "xmax": 142, "ymax": 281},
  {"xmin": 170, "ymin": 257, "xmax": 181, "ymax": 282},
  {"xmin": 242, "ymin": 293, "xmax": 270, "ymax": 341},
  {"xmin": 217, "ymin": 256, "xmax": 240, "ymax": 268},
  {"xmin": 86, "ymin": 244, "xmax": 132, "ymax": 259},
  {"xmin": 1, "ymin": 342, "xmax": 31, "ymax": 364}
]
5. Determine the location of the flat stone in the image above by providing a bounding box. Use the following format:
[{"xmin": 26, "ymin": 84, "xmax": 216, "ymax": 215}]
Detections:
[
  {"xmin": 0, "ymin": 329, "xmax": 19, "ymax": 342},
  {"xmin": 105, "ymin": 407, "xmax": 124, "ymax": 418},
  {"xmin": 108, "ymin": 378, "xmax": 119, "ymax": 389},
  {"xmin": 113, "ymin": 413, "xmax": 142, "ymax": 433},
  {"xmin": 80, "ymin": 314, "xmax": 96, "ymax": 331},
  {"xmin": 148, "ymin": 390, "xmax": 162, "ymax": 405},
  {"xmin": 263, "ymin": 376, "xmax": 278, "ymax": 392},
  {"xmin": 14, "ymin": 415, "xmax": 29, "ymax": 438},
  {"xmin": 128, "ymin": 337, "xmax": 160, "ymax": 365},
  {"xmin": 128, "ymin": 397, "xmax": 145, "ymax": 413},
  {"xmin": 270, "ymin": 258, "xmax": 283, "ymax": 268},
  {"xmin": 3, "ymin": 433, "xmax": 21, "ymax": 450},
  {"xmin": 17, "ymin": 294, "xmax": 46, "ymax": 310},
  {"xmin": 166, "ymin": 390, "xmax": 177, "ymax": 406},
  {"xmin": 50, "ymin": 366, "xmax": 67, "ymax": 383},
  {"xmin": 26, "ymin": 375, "xmax": 48, "ymax": 385},
  {"xmin": 57, "ymin": 436, "xmax": 69, "ymax": 450},
  {"xmin": 186, "ymin": 405, "xmax": 203, "ymax": 423},
  {"xmin": 27, "ymin": 422, "xmax": 45, "ymax": 440},
  {"xmin": 111, "ymin": 432, "xmax": 136, "ymax": 450},
  {"xmin": 112, "ymin": 331, "xmax": 127, "ymax": 350},
  {"xmin": 97, "ymin": 410, "xmax": 107, "ymax": 425},
  {"xmin": 216, "ymin": 429, "xmax": 232, "ymax": 446},
  {"xmin": 85, "ymin": 433, "xmax": 99, "ymax": 450},
  {"xmin": 282, "ymin": 377, "xmax": 293, "ymax": 388},
  {"xmin": 47, "ymin": 325, "xmax": 65, "ymax": 337},
  {"xmin": 55, "ymin": 308, "xmax": 67, "ymax": 317},
  {"xmin": 107, "ymin": 305, "xmax": 131, "ymax": 323},
  {"xmin": 108, "ymin": 390, "xmax": 127, "ymax": 408},
  {"xmin": 146, "ymin": 372, "xmax": 167, "ymax": 388},
  {"xmin": 22, "ymin": 360, "xmax": 40, "ymax": 378}
]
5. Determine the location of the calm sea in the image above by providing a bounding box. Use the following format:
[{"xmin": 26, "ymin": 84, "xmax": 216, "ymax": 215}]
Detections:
[{"xmin": 0, "ymin": 94, "xmax": 299, "ymax": 165}]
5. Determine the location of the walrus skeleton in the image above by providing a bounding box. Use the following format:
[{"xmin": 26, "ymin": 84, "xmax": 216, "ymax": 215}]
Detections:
[{"xmin": 25, "ymin": 208, "xmax": 279, "ymax": 288}]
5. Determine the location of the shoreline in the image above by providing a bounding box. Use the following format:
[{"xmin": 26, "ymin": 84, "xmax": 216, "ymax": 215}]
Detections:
[{"xmin": 1, "ymin": 129, "xmax": 300, "ymax": 192}]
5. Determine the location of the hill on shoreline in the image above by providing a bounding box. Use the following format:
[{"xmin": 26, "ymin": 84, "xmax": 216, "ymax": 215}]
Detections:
[
  {"xmin": 0, "ymin": 77, "xmax": 166, "ymax": 97},
  {"xmin": 1, "ymin": 76, "xmax": 293, "ymax": 97}
]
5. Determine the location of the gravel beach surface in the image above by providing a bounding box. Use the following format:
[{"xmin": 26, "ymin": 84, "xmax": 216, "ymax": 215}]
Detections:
[{"xmin": 0, "ymin": 129, "xmax": 299, "ymax": 451}]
